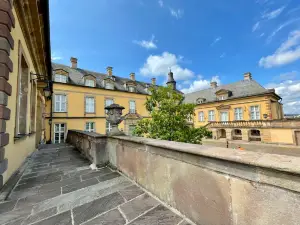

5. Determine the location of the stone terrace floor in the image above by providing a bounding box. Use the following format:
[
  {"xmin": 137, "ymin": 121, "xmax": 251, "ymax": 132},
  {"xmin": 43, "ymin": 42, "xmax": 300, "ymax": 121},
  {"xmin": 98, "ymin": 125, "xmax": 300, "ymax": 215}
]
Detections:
[{"xmin": 0, "ymin": 144, "xmax": 192, "ymax": 225}]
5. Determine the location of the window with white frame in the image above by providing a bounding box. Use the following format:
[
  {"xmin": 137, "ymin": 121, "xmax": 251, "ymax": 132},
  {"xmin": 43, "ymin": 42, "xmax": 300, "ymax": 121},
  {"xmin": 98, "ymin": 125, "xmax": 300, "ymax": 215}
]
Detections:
[
  {"xmin": 85, "ymin": 79, "xmax": 95, "ymax": 87},
  {"xmin": 129, "ymin": 100, "xmax": 136, "ymax": 114},
  {"xmin": 85, "ymin": 97, "xmax": 95, "ymax": 113},
  {"xmin": 208, "ymin": 110, "xmax": 215, "ymax": 121},
  {"xmin": 198, "ymin": 111, "xmax": 204, "ymax": 122},
  {"xmin": 106, "ymin": 121, "xmax": 112, "ymax": 133},
  {"xmin": 54, "ymin": 123, "xmax": 65, "ymax": 143},
  {"xmin": 54, "ymin": 74, "xmax": 67, "ymax": 83},
  {"xmin": 250, "ymin": 106, "xmax": 260, "ymax": 120},
  {"xmin": 105, "ymin": 98, "xmax": 114, "ymax": 113},
  {"xmin": 234, "ymin": 107, "xmax": 243, "ymax": 120},
  {"xmin": 54, "ymin": 94, "xmax": 67, "ymax": 112},
  {"xmin": 85, "ymin": 122, "xmax": 95, "ymax": 132},
  {"xmin": 128, "ymin": 86, "xmax": 136, "ymax": 93}
]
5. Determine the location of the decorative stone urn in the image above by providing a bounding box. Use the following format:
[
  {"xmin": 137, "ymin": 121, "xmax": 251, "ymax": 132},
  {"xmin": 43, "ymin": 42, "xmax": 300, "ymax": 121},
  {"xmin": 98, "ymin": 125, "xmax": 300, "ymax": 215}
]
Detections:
[{"xmin": 105, "ymin": 103, "xmax": 125, "ymax": 136}]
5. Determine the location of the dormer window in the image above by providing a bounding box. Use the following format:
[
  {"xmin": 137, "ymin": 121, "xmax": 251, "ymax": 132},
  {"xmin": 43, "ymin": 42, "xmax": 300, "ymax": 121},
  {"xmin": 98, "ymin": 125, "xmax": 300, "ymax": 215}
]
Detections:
[
  {"xmin": 215, "ymin": 89, "xmax": 232, "ymax": 101},
  {"xmin": 55, "ymin": 74, "xmax": 67, "ymax": 83},
  {"xmin": 196, "ymin": 98, "xmax": 206, "ymax": 104},
  {"xmin": 128, "ymin": 86, "xmax": 136, "ymax": 93},
  {"xmin": 85, "ymin": 79, "xmax": 95, "ymax": 87}
]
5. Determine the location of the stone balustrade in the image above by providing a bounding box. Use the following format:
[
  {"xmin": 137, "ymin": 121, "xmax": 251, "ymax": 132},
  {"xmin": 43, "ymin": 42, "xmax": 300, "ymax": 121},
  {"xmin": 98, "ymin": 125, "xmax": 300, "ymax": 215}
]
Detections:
[
  {"xmin": 67, "ymin": 130, "xmax": 300, "ymax": 225},
  {"xmin": 66, "ymin": 130, "xmax": 108, "ymax": 166},
  {"xmin": 207, "ymin": 119, "xmax": 300, "ymax": 129}
]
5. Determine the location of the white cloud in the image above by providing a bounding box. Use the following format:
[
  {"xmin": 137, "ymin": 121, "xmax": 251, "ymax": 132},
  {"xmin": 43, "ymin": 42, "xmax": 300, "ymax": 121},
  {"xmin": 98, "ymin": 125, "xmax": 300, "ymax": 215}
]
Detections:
[
  {"xmin": 211, "ymin": 37, "xmax": 222, "ymax": 46},
  {"xmin": 274, "ymin": 71, "xmax": 298, "ymax": 81},
  {"xmin": 252, "ymin": 22, "xmax": 260, "ymax": 32},
  {"xmin": 220, "ymin": 53, "xmax": 226, "ymax": 58},
  {"xmin": 181, "ymin": 76, "xmax": 221, "ymax": 94},
  {"xmin": 158, "ymin": 0, "xmax": 163, "ymax": 7},
  {"xmin": 261, "ymin": 6, "xmax": 285, "ymax": 20},
  {"xmin": 133, "ymin": 35, "xmax": 157, "ymax": 49},
  {"xmin": 267, "ymin": 18, "xmax": 300, "ymax": 42},
  {"xmin": 51, "ymin": 52, "xmax": 63, "ymax": 61},
  {"xmin": 169, "ymin": 8, "xmax": 184, "ymax": 19},
  {"xmin": 140, "ymin": 52, "xmax": 194, "ymax": 81},
  {"xmin": 259, "ymin": 30, "xmax": 300, "ymax": 68},
  {"xmin": 265, "ymin": 79, "xmax": 300, "ymax": 114}
]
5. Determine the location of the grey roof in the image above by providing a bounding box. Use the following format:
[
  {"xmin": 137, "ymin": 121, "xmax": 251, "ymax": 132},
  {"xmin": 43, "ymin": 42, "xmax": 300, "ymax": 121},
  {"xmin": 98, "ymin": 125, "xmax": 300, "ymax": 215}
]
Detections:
[
  {"xmin": 52, "ymin": 63, "xmax": 154, "ymax": 95},
  {"xmin": 184, "ymin": 79, "xmax": 277, "ymax": 104}
]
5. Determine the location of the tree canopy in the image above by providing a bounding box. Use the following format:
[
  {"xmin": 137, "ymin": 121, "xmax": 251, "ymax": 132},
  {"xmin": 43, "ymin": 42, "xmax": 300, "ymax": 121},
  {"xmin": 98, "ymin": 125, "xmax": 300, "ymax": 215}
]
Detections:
[{"xmin": 133, "ymin": 86, "xmax": 211, "ymax": 144}]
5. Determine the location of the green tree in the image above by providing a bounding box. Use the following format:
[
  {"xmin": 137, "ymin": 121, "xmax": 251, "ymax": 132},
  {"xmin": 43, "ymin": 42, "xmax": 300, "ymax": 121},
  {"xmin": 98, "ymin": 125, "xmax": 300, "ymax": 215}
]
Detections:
[{"xmin": 133, "ymin": 86, "xmax": 211, "ymax": 144}]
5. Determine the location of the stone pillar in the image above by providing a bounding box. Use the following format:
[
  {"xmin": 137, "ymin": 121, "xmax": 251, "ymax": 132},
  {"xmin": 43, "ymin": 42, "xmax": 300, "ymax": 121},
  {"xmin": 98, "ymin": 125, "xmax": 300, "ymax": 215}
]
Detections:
[
  {"xmin": 211, "ymin": 128, "xmax": 218, "ymax": 140},
  {"xmin": 261, "ymin": 129, "xmax": 271, "ymax": 143},
  {"xmin": 226, "ymin": 129, "xmax": 233, "ymax": 140},
  {"xmin": 241, "ymin": 129, "xmax": 250, "ymax": 142}
]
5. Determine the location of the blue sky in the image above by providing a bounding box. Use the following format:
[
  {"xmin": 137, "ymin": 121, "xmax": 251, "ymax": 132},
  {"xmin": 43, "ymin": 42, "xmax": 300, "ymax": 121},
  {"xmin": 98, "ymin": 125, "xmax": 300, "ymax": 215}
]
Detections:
[{"xmin": 50, "ymin": 0, "xmax": 300, "ymax": 113}]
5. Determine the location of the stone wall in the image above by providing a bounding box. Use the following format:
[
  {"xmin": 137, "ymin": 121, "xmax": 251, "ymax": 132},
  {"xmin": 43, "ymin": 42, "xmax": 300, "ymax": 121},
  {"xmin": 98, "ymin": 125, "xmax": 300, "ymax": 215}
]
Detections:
[
  {"xmin": 67, "ymin": 130, "xmax": 300, "ymax": 225},
  {"xmin": 203, "ymin": 138, "xmax": 300, "ymax": 157},
  {"xmin": 67, "ymin": 130, "xmax": 108, "ymax": 166},
  {"xmin": 107, "ymin": 136, "xmax": 300, "ymax": 225}
]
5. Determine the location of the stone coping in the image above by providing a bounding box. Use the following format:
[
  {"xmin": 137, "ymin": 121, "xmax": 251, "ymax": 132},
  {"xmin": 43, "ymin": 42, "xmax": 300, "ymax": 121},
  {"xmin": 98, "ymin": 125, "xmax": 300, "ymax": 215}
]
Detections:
[
  {"xmin": 111, "ymin": 136, "xmax": 300, "ymax": 175},
  {"xmin": 68, "ymin": 130, "xmax": 106, "ymax": 138}
]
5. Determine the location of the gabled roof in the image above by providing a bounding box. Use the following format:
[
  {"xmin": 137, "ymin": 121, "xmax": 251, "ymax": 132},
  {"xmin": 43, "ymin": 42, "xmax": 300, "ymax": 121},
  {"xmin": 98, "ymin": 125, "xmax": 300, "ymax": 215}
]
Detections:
[
  {"xmin": 184, "ymin": 79, "xmax": 280, "ymax": 104},
  {"xmin": 52, "ymin": 63, "xmax": 154, "ymax": 95}
]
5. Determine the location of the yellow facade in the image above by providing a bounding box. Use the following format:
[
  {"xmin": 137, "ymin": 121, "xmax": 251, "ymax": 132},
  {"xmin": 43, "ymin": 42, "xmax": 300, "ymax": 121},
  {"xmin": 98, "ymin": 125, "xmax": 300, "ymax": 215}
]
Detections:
[
  {"xmin": 194, "ymin": 95, "xmax": 283, "ymax": 127},
  {"xmin": 1, "ymin": 1, "xmax": 51, "ymax": 185},
  {"xmin": 45, "ymin": 83, "xmax": 149, "ymax": 142}
]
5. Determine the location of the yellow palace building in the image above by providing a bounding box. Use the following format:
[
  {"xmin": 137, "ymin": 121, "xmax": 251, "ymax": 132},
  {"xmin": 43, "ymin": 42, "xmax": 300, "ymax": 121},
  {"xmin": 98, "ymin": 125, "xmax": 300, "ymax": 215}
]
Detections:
[
  {"xmin": 45, "ymin": 57, "xmax": 168, "ymax": 143},
  {"xmin": 185, "ymin": 73, "xmax": 300, "ymax": 146}
]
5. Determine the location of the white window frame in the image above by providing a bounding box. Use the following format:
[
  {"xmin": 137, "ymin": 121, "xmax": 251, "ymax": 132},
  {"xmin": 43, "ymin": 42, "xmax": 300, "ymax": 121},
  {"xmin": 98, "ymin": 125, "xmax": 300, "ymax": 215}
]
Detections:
[
  {"xmin": 208, "ymin": 110, "xmax": 215, "ymax": 121},
  {"xmin": 105, "ymin": 98, "xmax": 114, "ymax": 113},
  {"xmin": 54, "ymin": 94, "xmax": 67, "ymax": 112},
  {"xmin": 85, "ymin": 97, "xmax": 95, "ymax": 113},
  {"xmin": 85, "ymin": 122, "xmax": 95, "ymax": 132},
  {"xmin": 128, "ymin": 86, "xmax": 135, "ymax": 93},
  {"xmin": 85, "ymin": 79, "xmax": 95, "ymax": 87},
  {"xmin": 234, "ymin": 107, "xmax": 243, "ymax": 120},
  {"xmin": 54, "ymin": 74, "xmax": 67, "ymax": 83},
  {"xmin": 250, "ymin": 106, "xmax": 260, "ymax": 120},
  {"xmin": 129, "ymin": 100, "xmax": 136, "ymax": 114},
  {"xmin": 54, "ymin": 123, "xmax": 66, "ymax": 143},
  {"xmin": 198, "ymin": 111, "xmax": 204, "ymax": 122}
]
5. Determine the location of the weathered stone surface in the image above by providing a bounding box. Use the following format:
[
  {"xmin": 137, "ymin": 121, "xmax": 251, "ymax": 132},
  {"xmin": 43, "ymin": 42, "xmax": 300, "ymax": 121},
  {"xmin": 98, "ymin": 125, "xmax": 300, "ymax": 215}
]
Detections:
[
  {"xmin": 0, "ymin": 206, "xmax": 32, "ymax": 225},
  {"xmin": 21, "ymin": 207, "xmax": 57, "ymax": 225},
  {"xmin": 120, "ymin": 194, "xmax": 159, "ymax": 222},
  {"xmin": 231, "ymin": 177, "xmax": 300, "ymax": 225},
  {"xmin": 81, "ymin": 168, "xmax": 112, "ymax": 181},
  {"xmin": 73, "ymin": 192, "xmax": 124, "ymax": 225},
  {"xmin": 62, "ymin": 177, "xmax": 98, "ymax": 194},
  {"xmin": 178, "ymin": 220, "xmax": 192, "ymax": 225},
  {"xmin": 30, "ymin": 210, "xmax": 72, "ymax": 225},
  {"xmin": 15, "ymin": 188, "xmax": 61, "ymax": 209},
  {"xmin": 171, "ymin": 159, "xmax": 232, "ymax": 225},
  {"xmin": 57, "ymin": 179, "xmax": 132, "ymax": 213},
  {"xmin": 118, "ymin": 185, "xmax": 144, "ymax": 201},
  {"xmin": 0, "ymin": 200, "xmax": 17, "ymax": 214},
  {"xmin": 97, "ymin": 172, "xmax": 120, "ymax": 182},
  {"xmin": 128, "ymin": 204, "xmax": 182, "ymax": 225},
  {"xmin": 82, "ymin": 209, "xmax": 125, "ymax": 225}
]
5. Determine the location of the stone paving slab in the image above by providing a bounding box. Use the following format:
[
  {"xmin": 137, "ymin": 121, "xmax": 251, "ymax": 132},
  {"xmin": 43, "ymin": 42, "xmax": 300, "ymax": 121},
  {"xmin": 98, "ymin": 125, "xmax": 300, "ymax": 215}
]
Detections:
[{"xmin": 0, "ymin": 144, "xmax": 193, "ymax": 225}]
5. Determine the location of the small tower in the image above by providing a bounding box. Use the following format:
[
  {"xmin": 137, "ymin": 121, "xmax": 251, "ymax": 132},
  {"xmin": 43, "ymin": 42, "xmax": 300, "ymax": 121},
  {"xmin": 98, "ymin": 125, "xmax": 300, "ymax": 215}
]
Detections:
[{"xmin": 166, "ymin": 69, "xmax": 176, "ymax": 90}]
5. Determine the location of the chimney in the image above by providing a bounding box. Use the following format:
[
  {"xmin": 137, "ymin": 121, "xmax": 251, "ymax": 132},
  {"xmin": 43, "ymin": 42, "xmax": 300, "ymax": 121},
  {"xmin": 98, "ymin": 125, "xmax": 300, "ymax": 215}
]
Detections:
[
  {"xmin": 70, "ymin": 57, "xmax": 78, "ymax": 69},
  {"xmin": 151, "ymin": 78, "xmax": 156, "ymax": 85},
  {"xmin": 244, "ymin": 72, "xmax": 252, "ymax": 81},
  {"xmin": 130, "ymin": 73, "xmax": 135, "ymax": 81},
  {"xmin": 210, "ymin": 81, "xmax": 217, "ymax": 88},
  {"xmin": 106, "ymin": 66, "xmax": 113, "ymax": 76}
]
